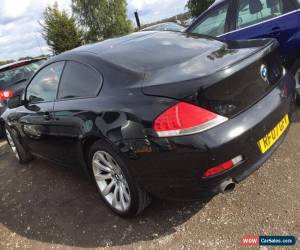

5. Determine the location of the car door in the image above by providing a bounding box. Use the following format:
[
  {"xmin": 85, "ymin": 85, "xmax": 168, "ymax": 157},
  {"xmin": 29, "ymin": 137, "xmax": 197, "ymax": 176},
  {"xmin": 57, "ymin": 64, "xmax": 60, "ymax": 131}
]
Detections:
[
  {"xmin": 52, "ymin": 61, "xmax": 103, "ymax": 167},
  {"xmin": 221, "ymin": 0, "xmax": 299, "ymax": 64},
  {"xmin": 20, "ymin": 62, "xmax": 65, "ymax": 159}
]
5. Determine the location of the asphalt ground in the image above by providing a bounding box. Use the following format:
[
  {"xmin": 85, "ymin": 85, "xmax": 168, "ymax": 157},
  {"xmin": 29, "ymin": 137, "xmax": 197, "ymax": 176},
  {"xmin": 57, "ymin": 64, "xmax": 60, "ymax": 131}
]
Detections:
[{"xmin": 0, "ymin": 109, "xmax": 299, "ymax": 250}]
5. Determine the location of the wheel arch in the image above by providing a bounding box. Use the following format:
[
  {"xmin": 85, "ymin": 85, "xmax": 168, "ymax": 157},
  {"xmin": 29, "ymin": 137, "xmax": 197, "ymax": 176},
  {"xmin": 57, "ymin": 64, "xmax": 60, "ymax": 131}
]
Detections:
[{"xmin": 81, "ymin": 135, "xmax": 122, "ymax": 178}]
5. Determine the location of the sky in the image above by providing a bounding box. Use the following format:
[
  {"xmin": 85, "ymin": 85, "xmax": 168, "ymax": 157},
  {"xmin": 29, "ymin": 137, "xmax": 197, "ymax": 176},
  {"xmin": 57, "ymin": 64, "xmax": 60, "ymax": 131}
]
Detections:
[{"xmin": 0, "ymin": 0, "xmax": 188, "ymax": 61}]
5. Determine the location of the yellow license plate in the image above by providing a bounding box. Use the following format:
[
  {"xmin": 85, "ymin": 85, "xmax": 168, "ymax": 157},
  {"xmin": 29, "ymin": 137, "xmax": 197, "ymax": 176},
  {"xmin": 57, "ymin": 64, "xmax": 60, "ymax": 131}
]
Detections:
[{"xmin": 257, "ymin": 114, "xmax": 289, "ymax": 154}]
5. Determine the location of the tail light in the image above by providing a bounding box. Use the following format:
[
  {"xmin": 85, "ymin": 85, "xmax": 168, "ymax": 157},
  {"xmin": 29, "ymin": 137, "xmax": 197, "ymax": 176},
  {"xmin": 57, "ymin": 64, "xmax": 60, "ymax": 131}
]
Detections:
[
  {"xmin": 153, "ymin": 102, "xmax": 228, "ymax": 137},
  {"xmin": 203, "ymin": 155, "xmax": 243, "ymax": 177},
  {"xmin": 0, "ymin": 90, "xmax": 13, "ymax": 101}
]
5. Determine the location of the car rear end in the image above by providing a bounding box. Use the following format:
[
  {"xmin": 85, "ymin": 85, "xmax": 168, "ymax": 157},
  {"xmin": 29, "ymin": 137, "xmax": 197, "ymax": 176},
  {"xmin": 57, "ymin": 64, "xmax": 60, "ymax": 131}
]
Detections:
[
  {"xmin": 0, "ymin": 58, "xmax": 46, "ymax": 112},
  {"xmin": 0, "ymin": 58, "xmax": 46, "ymax": 136},
  {"xmin": 125, "ymin": 38, "xmax": 296, "ymax": 200}
]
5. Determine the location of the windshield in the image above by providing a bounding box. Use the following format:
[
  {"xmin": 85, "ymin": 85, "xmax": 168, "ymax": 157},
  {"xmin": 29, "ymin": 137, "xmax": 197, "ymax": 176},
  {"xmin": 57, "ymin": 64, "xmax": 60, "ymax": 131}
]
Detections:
[{"xmin": 0, "ymin": 60, "xmax": 45, "ymax": 87}]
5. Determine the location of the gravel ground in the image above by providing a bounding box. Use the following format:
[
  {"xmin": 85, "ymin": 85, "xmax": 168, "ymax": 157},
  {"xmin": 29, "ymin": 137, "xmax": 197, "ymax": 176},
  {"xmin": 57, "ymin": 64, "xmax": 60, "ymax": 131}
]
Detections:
[{"xmin": 0, "ymin": 110, "xmax": 299, "ymax": 250}]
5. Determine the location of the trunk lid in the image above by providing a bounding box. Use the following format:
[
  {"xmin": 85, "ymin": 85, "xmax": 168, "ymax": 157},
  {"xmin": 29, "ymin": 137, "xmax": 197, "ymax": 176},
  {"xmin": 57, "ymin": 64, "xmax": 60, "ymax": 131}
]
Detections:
[{"xmin": 142, "ymin": 38, "xmax": 283, "ymax": 118}]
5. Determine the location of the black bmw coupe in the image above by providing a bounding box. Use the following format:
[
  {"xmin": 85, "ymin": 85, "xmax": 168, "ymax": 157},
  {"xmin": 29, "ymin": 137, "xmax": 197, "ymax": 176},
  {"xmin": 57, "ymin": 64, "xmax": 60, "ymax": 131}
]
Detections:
[{"xmin": 2, "ymin": 31, "xmax": 295, "ymax": 216}]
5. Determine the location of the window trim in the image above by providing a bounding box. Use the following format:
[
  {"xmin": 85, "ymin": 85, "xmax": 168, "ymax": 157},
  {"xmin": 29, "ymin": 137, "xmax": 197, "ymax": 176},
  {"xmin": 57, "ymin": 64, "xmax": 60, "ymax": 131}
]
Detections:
[
  {"xmin": 221, "ymin": 0, "xmax": 299, "ymax": 37},
  {"xmin": 25, "ymin": 61, "xmax": 66, "ymax": 105},
  {"xmin": 56, "ymin": 60, "xmax": 104, "ymax": 101}
]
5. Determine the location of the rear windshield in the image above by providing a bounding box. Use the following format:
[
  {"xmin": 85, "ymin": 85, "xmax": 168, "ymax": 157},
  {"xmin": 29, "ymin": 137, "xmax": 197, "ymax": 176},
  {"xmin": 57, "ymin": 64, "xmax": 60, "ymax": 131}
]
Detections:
[{"xmin": 0, "ymin": 60, "xmax": 45, "ymax": 87}]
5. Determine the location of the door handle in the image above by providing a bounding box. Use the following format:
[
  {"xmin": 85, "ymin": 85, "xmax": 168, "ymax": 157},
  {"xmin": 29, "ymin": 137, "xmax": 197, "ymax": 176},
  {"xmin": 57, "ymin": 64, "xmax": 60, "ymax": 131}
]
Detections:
[
  {"xmin": 43, "ymin": 112, "xmax": 52, "ymax": 120},
  {"xmin": 271, "ymin": 27, "xmax": 281, "ymax": 36}
]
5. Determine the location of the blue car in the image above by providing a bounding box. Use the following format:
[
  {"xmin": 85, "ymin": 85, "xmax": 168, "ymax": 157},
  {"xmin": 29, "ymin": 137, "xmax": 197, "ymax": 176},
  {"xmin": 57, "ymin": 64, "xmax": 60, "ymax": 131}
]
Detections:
[{"xmin": 187, "ymin": 0, "xmax": 300, "ymax": 100}]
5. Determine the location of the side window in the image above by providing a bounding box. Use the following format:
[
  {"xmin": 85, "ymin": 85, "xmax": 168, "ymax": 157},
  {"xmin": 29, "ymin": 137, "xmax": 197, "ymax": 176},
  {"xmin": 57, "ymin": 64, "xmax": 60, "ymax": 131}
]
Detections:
[
  {"xmin": 26, "ymin": 62, "xmax": 64, "ymax": 103},
  {"xmin": 236, "ymin": 0, "xmax": 284, "ymax": 29},
  {"xmin": 191, "ymin": 3, "xmax": 229, "ymax": 37},
  {"xmin": 58, "ymin": 61, "xmax": 102, "ymax": 100}
]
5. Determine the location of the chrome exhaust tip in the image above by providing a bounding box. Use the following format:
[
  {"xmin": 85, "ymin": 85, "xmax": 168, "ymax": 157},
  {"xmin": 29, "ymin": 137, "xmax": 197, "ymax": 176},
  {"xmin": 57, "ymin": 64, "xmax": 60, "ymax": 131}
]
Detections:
[{"xmin": 220, "ymin": 179, "xmax": 236, "ymax": 193}]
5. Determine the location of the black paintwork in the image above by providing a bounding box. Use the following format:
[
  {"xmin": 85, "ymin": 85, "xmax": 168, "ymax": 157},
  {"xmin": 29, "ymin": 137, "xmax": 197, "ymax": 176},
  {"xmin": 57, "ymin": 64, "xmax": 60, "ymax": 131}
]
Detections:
[{"xmin": 1, "ymin": 32, "xmax": 295, "ymax": 200}]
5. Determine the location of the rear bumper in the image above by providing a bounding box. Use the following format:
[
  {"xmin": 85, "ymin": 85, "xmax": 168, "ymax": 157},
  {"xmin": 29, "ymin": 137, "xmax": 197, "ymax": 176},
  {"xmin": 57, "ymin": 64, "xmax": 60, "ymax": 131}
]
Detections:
[{"xmin": 117, "ymin": 73, "xmax": 296, "ymax": 200}]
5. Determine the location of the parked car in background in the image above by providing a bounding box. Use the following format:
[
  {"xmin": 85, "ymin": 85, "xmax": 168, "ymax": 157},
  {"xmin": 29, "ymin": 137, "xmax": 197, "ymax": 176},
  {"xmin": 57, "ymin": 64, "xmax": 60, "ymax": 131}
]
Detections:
[
  {"xmin": 187, "ymin": 0, "xmax": 300, "ymax": 101},
  {"xmin": 182, "ymin": 17, "xmax": 195, "ymax": 27},
  {"xmin": 2, "ymin": 31, "xmax": 295, "ymax": 216},
  {"xmin": 0, "ymin": 57, "xmax": 47, "ymax": 136},
  {"xmin": 141, "ymin": 22, "xmax": 184, "ymax": 32}
]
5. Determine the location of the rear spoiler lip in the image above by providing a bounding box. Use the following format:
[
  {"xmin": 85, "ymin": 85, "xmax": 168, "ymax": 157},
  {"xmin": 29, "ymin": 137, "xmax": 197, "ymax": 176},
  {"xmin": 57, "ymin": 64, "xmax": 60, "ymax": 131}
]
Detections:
[
  {"xmin": 225, "ymin": 38, "xmax": 279, "ymax": 50},
  {"xmin": 206, "ymin": 38, "xmax": 279, "ymax": 81},
  {"xmin": 182, "ymin": 31, "xmax": 279, "ymax": 51},
  {"xmin": 222, "ymin": 38, "xmax": 279, "ymax": 68},
  {"xmin": 142, "ymin": 38, "xmax": 280, "ymax": 100}
]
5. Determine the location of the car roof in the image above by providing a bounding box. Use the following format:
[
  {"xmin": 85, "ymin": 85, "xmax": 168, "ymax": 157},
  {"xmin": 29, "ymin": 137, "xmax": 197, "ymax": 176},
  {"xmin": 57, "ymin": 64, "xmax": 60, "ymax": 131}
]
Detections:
[
  {"xmin": 60, "ymin": 31, "xmax": 224, "ymax": 74},
  {"xmin": 0, "ymin": 57, "xmax": 46, "ymax": 71}
]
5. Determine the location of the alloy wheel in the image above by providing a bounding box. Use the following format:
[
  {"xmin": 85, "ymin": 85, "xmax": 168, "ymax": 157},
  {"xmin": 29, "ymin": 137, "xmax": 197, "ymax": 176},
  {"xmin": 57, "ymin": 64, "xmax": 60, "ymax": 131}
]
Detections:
[
  {"xmin": 5, "ymin": 129, "xmax": 20, "ymax": 160},
  {"xmin": 92, "ymin": 151, "xmax": 131, "ymax": 212}
]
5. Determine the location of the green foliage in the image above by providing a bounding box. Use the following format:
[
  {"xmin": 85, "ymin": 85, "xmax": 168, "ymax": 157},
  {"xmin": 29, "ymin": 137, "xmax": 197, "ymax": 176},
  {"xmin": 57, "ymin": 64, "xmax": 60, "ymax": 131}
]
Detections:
[
  {"xmin": 41, "ymin": 3, "xmax": 83, "ymax": 54},
  {"xmin": 186, "ymin": 0, "xmax": 214, "ymax": 17},
  {"xmin": 72, "ymin": 0, "xmax": 132, "ymax": 42},
  {"xmin": 0, "ymin": 60, "xmax": 15, "ymax": 66}
]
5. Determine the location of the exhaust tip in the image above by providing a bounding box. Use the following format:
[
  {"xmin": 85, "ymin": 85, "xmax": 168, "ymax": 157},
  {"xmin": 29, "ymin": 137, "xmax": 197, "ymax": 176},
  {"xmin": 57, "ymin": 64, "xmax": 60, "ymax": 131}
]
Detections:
[{"xmin": 220, "ymin": 179, "xmax": 236, "ymax": 193}]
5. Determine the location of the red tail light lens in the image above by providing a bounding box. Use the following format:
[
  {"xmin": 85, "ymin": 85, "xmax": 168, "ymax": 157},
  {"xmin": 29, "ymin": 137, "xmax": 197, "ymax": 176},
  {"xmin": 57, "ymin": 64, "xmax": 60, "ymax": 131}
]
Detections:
[
  {"xmin": 0, "ymin": 90, "xmax": 13, "ymax": 101},
  {"xmin": 153, "ymin": 102, "xmax": 228, "ymax": 137}
]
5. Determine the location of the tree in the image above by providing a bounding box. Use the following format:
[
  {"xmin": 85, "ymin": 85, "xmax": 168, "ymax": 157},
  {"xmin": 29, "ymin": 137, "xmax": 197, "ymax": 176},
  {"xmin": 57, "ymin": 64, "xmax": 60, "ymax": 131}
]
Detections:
[
  {"xmin": 0, "ymin": 60, "xmax": 15, "ymax": 66},
  {"xmin": 72, "ymin": 0, "xmax": 132, "ymax": 43},
  {"xmin": 41, "ymin": 3, "xmax": 83, "ymax": 54},
  {"xmin": 186, "ymin": 0, "xmax": 214, "ymax": 17}
]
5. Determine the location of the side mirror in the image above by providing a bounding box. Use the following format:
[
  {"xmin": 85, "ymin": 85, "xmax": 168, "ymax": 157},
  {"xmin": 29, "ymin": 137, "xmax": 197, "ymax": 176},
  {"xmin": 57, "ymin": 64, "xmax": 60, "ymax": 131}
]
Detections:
[{"xmin": 7, "ymin": 92, "xmax": 26, "ymax": 109}]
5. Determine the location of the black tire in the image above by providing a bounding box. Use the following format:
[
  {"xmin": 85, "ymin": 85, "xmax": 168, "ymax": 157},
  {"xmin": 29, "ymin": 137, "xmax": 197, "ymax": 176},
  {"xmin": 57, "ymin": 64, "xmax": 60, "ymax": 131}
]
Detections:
[
  {"xmin": 88, "ymin": 140, "xmax": 151, "ymax": 217},
  {"xmin": 0, "ymin": 123, "xmax": 5, "ymax": 138},
  {"xmin": 291, "ymin": 58, "xmax": 300, "ymax": 104},
  {"xmin": 5, "ymin": 126, "xmax": 32, "ymax": 164}
]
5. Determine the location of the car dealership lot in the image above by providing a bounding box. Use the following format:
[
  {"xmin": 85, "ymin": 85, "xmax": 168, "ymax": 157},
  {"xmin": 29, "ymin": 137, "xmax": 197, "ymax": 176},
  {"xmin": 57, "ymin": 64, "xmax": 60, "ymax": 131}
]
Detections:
[{"xmin": 0, "ymin": 111, "xmax": 299, "ymax": 250}]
